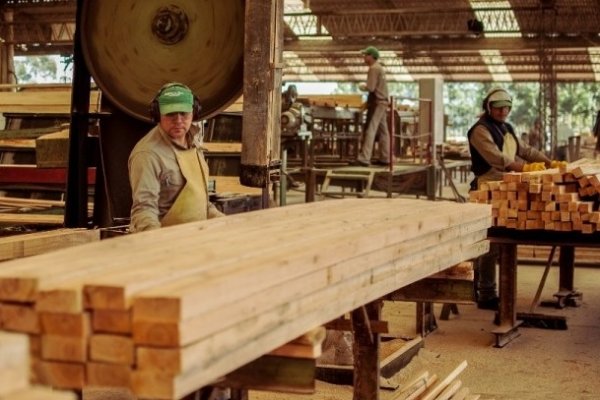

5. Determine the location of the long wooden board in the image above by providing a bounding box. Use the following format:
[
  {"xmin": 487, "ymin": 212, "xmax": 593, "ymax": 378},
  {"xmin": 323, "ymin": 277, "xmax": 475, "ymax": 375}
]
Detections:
[{"xmin": 0, "ymin": 229, "xmax": 99, "ymax": 262}]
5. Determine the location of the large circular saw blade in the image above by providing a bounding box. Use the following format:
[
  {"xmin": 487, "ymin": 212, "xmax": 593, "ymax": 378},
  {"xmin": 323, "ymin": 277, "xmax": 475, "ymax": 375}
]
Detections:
[{"xmin": 81, "ymin": 0, "xmax": 244, "ymax": 122}]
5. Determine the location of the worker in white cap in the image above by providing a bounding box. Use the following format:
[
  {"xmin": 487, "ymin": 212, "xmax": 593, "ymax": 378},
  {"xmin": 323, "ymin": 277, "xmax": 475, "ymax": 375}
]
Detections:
[{"xmin": 467, "ymin": 87, "xmax": 552, "ymax": 310}]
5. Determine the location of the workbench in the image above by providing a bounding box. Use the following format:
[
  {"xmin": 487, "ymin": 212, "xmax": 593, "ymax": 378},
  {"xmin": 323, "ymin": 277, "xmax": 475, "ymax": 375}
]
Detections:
[{"xmin": 488, "ymin": 227, "xmax": 600, "ymax": 347}]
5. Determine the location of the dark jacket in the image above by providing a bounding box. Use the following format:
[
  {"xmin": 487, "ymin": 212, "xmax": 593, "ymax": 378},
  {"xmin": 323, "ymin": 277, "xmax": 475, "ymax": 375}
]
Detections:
[{"xmin": 468, "ymin": 115, "xmax": 519, "ymax": 177}]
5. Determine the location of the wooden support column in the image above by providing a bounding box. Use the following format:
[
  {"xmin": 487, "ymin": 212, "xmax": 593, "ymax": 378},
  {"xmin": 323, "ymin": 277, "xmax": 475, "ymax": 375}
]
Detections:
[
  {"xmin": 1, "ymin": 9, "xmax": 16, "ymax": 86},
  {"xmin": 492, "ymin": 243, "xmax": 522, "ymax": 347},
  {"xmin": 241, "ymin": 0, "xmax": 283, "ymax": 188},
  {"xmin": 351, "ymin": 301, "xmax": 382, "ymax": 400}
]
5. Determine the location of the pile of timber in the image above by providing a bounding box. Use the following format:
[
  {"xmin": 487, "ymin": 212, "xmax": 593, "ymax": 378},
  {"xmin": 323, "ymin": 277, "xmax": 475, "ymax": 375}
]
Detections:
[
  {"xmin": 0, "ymin": 199, "xmax": 491, "ymax": 399},
  {"xmin": 0, "ymin": 332, "xmax": 76, "ymax": 399},
  {"xmin": 392, "ymin": 360, "xmax": 483, "ymax": 400},
  {"xmin": 469, "ymin": 160, "xmax": 600, "ymax": 233}
]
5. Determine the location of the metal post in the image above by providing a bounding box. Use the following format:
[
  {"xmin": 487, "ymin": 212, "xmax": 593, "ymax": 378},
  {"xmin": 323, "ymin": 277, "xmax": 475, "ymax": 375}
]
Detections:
[{"xmin": 65, "ymin": 0, "xmax": 92, "ymax": 227}]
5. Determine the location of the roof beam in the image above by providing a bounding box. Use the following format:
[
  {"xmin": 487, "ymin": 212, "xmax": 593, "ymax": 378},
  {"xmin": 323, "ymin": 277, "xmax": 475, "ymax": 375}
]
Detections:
[
  {"xmin": 284, "ymin": 36, "xmax": 600, "ymax": 53},
  {"xmin": 284, "ymin": 6, "xmax": 600, "ymax": 37}
]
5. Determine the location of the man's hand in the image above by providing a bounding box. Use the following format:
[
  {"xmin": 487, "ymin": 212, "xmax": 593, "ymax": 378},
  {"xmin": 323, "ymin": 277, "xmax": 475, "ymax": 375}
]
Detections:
[{"xmin": 358, "ymin": 83, "xmax": 367, "ymax": 91}]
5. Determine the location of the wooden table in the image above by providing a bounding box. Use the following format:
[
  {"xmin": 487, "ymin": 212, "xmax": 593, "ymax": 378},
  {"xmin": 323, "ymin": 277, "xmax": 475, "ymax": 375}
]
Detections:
[{"xmin": 487, "ymin": 227, "xmax": 600, "ymax": 347}]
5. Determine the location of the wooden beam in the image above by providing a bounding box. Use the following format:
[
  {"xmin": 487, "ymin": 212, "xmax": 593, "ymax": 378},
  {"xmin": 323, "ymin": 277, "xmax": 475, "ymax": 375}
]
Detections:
[{"xmin": 240, "ymin": 0, "xmax": 283, "ymax": 187}]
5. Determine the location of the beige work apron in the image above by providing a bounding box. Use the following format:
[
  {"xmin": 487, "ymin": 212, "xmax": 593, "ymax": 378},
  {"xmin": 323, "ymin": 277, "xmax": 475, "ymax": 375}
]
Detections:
[{"xmin": 161, "ymin": 148, "xmax": 210, "ymax": 227}]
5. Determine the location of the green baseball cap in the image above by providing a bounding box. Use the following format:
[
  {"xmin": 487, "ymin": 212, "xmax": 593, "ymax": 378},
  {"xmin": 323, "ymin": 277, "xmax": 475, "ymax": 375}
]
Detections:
[
  {"xmin": 361, "ymin": 46, "xmax": 380, "ymax": 59},
  {"xmin": 158, "ymin": 84, "xmax": 194, "ymax": 115}
]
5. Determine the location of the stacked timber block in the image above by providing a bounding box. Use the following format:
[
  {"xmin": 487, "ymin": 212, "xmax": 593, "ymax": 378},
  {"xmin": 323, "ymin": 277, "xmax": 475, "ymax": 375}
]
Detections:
[
  {"xmin": 0, "ymin": 228, "xmax": 100, "ymax": 262},
  {"xmin": 0, "ymin": 199, "xmax": 491, "ymax": 399},
  {"xmin": 0, "ymin": 332, "xmax": 76, "ymax": 399},
  {"xmin": 469, "ymin": 161, "xmax": 600, "ymax": 233}
]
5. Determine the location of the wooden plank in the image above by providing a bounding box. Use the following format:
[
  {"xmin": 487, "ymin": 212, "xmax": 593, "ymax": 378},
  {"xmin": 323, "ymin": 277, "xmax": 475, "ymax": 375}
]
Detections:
[
  {"xmin": 0, "ymin": 228, "xmax": 99, "ymax": 262},
  {"xmin": 211, "ymin": 176, "xmax": 262, "ymax": 195},
  {"xmin": 0, "ymin": 303, "xmax": 40, "ymax": 334},
  {"xmin": 40, "ymin": 335, "xmax": 87, "ymax": 363},
  {"xmin": 0, "ymin": 332, "xmax": 29, "ymax": 397},
  {"xmin": 91, "ymin": 309, "xmax": 131, "ymax": 334},
  {"xmin": 39, "ymin": 312, "xmax": 90, "ymax": 337},
  {"xmin": 89, "ymin": 334, "xmax": 134, "ymax": 365},
  {"xmin": 86, "ymin": 362, "xmax": 132, "ymax": 389},
  {"xmin": 0, "ymin": 165, "xmax": 96, "ymax": 186},
  {"xmin": 240, "ymin": 0, "xmax": 282, "ymax": 186},
  {"xmin": 202, "ymin": 142, "xmax": 242, "ymax": 153},
  {"xmin": 0, "ymin": 387, "xmax": 77, "ymax": 400},
  {"xmin": 0, "ymin": 214, "xmax": 64, "ymax": 226},
  {"xmin": 0, "ymin": 89, "xmax": 101, "ymax": 114},
  {"xmin": 32, "ymin": 360, "xmax": 85, "ymax": 390}
]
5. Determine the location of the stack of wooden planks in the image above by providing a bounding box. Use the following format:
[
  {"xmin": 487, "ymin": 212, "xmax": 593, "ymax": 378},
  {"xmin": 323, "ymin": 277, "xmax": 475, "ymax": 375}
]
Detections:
[
  {"xmin": 0, "ymin": 199, "xmax": 491, "ymax": 399},
  {"xmin": 0, "ymin": 88, "xmax": 101, "ymax": 115},
  {"xmin": 0, "ymin": 229, "xmax": 100, "ymax": 262},
  {"xmin": 0, "ymin": 332, "xmax": 76, "ymax": 399},
  {"xmin": 391, "ymin": 360, "xmax": 482, "ymax": 400},
  {"xmin": 469, "ymin": 160, "xmax": 600, "ymax": 233}
]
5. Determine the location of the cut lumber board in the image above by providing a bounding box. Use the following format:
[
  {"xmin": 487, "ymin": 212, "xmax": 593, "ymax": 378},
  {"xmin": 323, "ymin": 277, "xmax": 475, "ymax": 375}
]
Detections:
[
  {"xmin": 0, "ymin": 228, "xmax": 99, "ymax": 262},
  {"xmin": 0, "ymin": 386, "xmax": 77, "ymax": 400},
  {"xmin": 92, "ymin": 309, "xmax": 132, "ymax": 334},
  {"xmin": 419, "ymin": 360, "xmax": 467, "ymax": 400},
  {"xmin": 211, "ymin": 175, "xmax": 262, "ymax": 195},
  {"xmin": 0, "ymin": 303, "xmax": 39, "ymax": 333},
  {"xmin": 0, "ymin": 213, "xmax": 64, "ymax": 226},
  {"xmin": 40, "ymin": 335, "xmax": 87, "ymax": 363},
  {"xmin": 0, "ymin": 89, "xmax": 101, "ymax": 114},
  {"xmin": 86, "ymin": 362, "xmax": 132, "ymax": 389},
  {"xmin": 32, "ymin": 360, "xmax": 85, "ymax": 390},
  {"xmin": 39, "ymin": 312, "xmax": 90, "ymax": 337},
  {"xmin": 202, "ymin": 142, "xmax": 242, "ymax": 153},
  {"xmin": 89, "ymin": 334, "xmax": 135, "ymax": 365},
  {"xmin": 0, "ymin": 332, "xmax": 29, "ymax": 396}
]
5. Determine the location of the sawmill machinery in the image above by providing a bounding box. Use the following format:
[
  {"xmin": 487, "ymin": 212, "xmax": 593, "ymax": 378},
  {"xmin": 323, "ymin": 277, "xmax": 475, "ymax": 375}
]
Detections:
[{"xmin": 65, "ymin": 0, "xmax": 268, "ymax": 228}]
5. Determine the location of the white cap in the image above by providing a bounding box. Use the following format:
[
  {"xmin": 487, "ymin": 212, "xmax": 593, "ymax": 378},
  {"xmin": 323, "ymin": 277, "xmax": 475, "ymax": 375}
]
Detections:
[{"xmin": 487, "ymin": 88, "xmax": 512, "ymax": 108}]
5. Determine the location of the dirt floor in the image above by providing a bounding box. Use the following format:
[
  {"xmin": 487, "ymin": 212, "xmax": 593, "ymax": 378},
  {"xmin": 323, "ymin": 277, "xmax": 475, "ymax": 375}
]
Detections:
[
  {"xmin": 250, "ymin": 262, "xmax": 600, "ymax": 400},
  {"xmin": 247, "ymin": 183, "xmax": 600, "ymax": 400}
]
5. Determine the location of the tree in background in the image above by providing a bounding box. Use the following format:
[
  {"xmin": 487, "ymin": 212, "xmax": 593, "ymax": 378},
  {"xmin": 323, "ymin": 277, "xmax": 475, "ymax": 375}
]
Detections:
[
  {"xmin": 14, "ymin": 56, "xmax": 57, "ymax": 82},
  {"xmin": 13, "ymin": 55, "xmax": 72, "ymax": 83}
]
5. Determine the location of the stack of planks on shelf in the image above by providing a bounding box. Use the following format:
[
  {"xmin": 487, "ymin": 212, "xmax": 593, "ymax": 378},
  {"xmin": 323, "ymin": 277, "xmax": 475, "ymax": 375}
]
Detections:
[
  {"xmin": 0, "ymin": 332, "xmax": 76, "ymax": 400},
  {"xmin": 0, "ymin": 199, "xmax": 491, "ymax": 399},
  {"xmin": 469, "ymin": 160, "xmax": 600, "ymax": 233}
]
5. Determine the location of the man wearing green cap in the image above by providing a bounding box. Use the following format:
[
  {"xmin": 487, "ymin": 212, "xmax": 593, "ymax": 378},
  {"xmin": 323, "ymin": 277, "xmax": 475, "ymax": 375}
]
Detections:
[
  {"xmin": 468, "ymin": 86, "xmax": 551, "ymax": 309},
  {"xmin": 352, "ymin": 46, "xmax": 391, "ymax": 167},
  {"xmin": 128, "ymin": 82, "xmax": 223, "ymax": 232}
]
